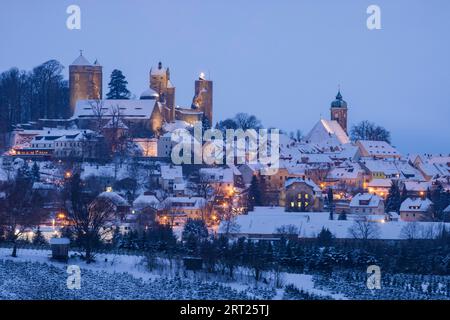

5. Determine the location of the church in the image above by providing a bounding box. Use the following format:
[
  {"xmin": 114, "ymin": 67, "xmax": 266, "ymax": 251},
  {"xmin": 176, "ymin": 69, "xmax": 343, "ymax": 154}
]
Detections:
[
  {"xmin": 70, "ymin": 53, "xmax": 213, "ymax": 136},
  {"xmin": 305, "ymin": 90, "xmax": 350, "ymax": 149}
]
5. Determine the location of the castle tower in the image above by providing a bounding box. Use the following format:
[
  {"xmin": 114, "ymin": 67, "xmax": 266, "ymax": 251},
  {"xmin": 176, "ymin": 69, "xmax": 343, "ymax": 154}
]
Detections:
[
  {"xmin": 92, "ymin": 59, "xmax": 103, "ymax": 101},
  {"xmin": 330, "ymin": 90, "xmax": 348, "ymax": 133},
  {"xmin": 149, "ymin": 62, "xmax": 175, "ymax": 122},
  {"xmin": 193, "ymin": 73, "xmax": 213, "ymax": 125},
  {"xmin": 69, "ymin": 51, "xmax": 102, "ymax": 116}
]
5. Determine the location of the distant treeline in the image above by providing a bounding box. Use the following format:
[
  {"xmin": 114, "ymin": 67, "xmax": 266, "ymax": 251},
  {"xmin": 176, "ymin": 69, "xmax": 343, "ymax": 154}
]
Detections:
[{"xmin": 0, "ymin": 60, "xmax": 69, "ymax": 136}]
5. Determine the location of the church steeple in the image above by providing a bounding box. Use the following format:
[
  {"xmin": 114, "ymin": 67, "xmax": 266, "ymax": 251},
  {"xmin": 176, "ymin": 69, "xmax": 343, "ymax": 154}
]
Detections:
[{"xmin": 330, "ymin": 89, "xmax": 348, "ymax": 134}]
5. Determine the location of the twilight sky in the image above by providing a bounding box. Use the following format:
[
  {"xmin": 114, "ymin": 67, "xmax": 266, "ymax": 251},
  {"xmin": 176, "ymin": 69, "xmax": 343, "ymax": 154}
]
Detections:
[{"xmin": 1, "ymin": 0, "xmax": 449, "ymax": 154}]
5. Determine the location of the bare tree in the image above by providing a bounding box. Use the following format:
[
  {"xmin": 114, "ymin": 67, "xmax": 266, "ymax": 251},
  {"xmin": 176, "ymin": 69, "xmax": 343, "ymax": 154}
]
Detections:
[
  {"xmin": 0, "ymin": 175, "xmax": 46, "ymax": 257},
  {"xmin": 348, "ymin": 221, "xmax": 381, "ymax": 241},
  {"xmin": 89, "ymin": 99, "xmax": 106, "ymax": 133},
  {"xmin": 400, "ymin": 222, "xmax": 420, "ymax": 240},
  {"xmin": 64, "ymin": 173, "xmax": 116, "ymax": 263},
  {"xmin": 276, "ymin": 224, "xmax": 301, "ymax": 237},
  {"xmin": 350, "ymin": 120, "xmax": 391, "ymax": 143}
]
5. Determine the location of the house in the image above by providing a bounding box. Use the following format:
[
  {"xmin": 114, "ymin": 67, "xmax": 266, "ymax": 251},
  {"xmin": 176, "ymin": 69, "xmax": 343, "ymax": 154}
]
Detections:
[
  {"xmin": 237, "ymin": 163, "xmax": 262, "ymax": 186},
  {"xmin": 349, "ymin": 193, "xmax": 384, "ymax": 216},
  {"xmin": 326, "ymin": 164, "xmax": 365, "ymax": 190},
  {"xmin": 199, "ymin": 167, "xmax": 235, "ymax": 197},
  {"xmin": 281, "ymin": 177, "xmax": 323, "ymax": 212},
  {"xmin": 400, "ymin": 197, "xmax": 433, "ymax": 222},
  {"xmin": 157, "ymin": 133, "xmax": 174, "ymax": 158},
  {"xmin": 367, "ymin": 179, "xmax": 392, "ymax": 198},
  {"xmin": 356, "ymin": 140, "xmax": 401, "ymax": 159},
  {"xmin": 361, "ymin": 159, "xmax": 423, "ymax": 180},
  {"xmin": 133, "ymin": 138, "xmax": 158, "ymax": 157},
  {"xmin": 98, "ymin": 191, "xmax": 130, "ymax": 220},
  {"xmin": 11, "ymin": 128, "xmax": 103, "ymax": 159},
  {"xmin": 159, "ymin": 165, "xmax": 183, "ymax": 193},
  {"xmin": 401, "ymin": 181, "xmax": 431, "ymax": 198},
  {"xmin": 159, "ymin": 196, "xmax": 207, "ymax": 226},
  {"xmin": 131, "ymin": 192, "xmax": 160, "ymax": 229},
  {"xmin": 133, "ymin": 193, "xmax": 160, "ymax": 212}
]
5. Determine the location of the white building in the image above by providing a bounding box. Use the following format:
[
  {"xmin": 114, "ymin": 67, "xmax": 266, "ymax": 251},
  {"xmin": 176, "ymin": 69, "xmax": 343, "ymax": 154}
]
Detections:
[
  {"xmin": 349, "ymin": 193, "xmax": 385, "ymax": 216},
  {"xmin": 400, "ymin": 197, "xmax": 433, "ymax": 222},
  {"xmin": 160, "ymin": 165, "xmax": 183, "ymax": 193}
]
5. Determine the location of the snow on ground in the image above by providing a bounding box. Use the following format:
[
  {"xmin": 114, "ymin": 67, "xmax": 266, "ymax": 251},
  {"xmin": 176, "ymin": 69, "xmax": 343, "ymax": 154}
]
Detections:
[
  {"xmin": 282, "ymin": 273, "xmax": 347, "ymax": 300},
  {"xmin": 222, "ymin": 207, "xmax": 450, "ymax": 240},
  {"xmin": 0, "ymin": 248, "xmax": 274, "ymax": 300}
]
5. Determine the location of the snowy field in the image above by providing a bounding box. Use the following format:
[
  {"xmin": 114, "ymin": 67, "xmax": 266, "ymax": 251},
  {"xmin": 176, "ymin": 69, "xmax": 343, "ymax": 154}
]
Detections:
[{"xmin": 1, "ymin": 248, "xmax": 448, "ymax": 300}]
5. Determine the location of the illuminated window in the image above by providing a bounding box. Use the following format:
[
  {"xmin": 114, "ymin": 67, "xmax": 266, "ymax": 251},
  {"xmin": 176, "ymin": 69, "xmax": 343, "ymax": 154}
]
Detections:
[
  {"xmin": 290, "ymin": 202, "xmax": 295, "ymax": 207},
  {"xmin": 298, "ymin": 202, "xmax": 302, "ymax": 207},
  {"xmin": 305, "ymin": 202, "xmax": 309, "ymax": 207},
  {"xmin": 305, "ymin": 194, "xmax": 309, "ymax": 199}
]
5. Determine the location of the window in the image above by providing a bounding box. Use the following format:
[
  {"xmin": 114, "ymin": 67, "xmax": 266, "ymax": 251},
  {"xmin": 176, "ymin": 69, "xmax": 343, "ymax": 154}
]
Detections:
[{"xmin": 290, "ymin": 202, "xmax": 295, "ymax": 207}]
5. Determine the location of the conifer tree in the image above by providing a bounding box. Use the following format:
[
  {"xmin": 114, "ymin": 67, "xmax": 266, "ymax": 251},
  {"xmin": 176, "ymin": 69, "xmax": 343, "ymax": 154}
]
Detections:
[
  {"xmin": 327, "ymin": 188, "xmax": 334, "ymax": 220},
  {"xmin": 106, "ymin": 69, "xmax": 131, "ymax": 99},
  {"xmin": 248, "ymin": 175, "xmax": 262, "ymax": 211},
  {"xmin": 31, "ymin": 162, "xmax": 40, "ymax": 182},
  {"xmin": 386, "ymin": 181, "xmax": 401, "ymax": 213}
]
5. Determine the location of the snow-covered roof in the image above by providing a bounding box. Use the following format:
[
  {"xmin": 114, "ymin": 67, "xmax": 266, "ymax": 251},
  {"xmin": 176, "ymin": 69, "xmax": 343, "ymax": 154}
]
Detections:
[
  {"xmin": 50, "ymin": 238, "xmax": 70, "ymax": 245},
  {"xmin": 418, "ymin": 162, "xmax": 444, "ymax": 178},
  {"xmin": 285, "ymin": 177, "xmax": 321, "ymax": 192},
  {"xmin": 150, "ymin": 63, "xmax": 168, "ymax": 76},
  {"xmin": 140, "ymin": 88, "xmax": 159, "ymax": 100},
  {"xmin": 400, "ymin": 198, "xmax": 433, "ymax": 212},
  {"xmin": 305, "ymin": 119, "xmax": 350, "ymax": 146},
  {"xmin": 71, "ymin": 54, "xmax": 91, "ymax": 66},
  {"xmin": 73, "ymin": 100, "xmax": 155, "ymax": 120},
  {"xmin": 133, "ymin": 194, "xmax": 159, "ymax": 208},
  {"xmin": 349, "ymin": 193, "xmax": 383, "ymax": 208},
  {"xmin": 98, "ymin": 191, "xmax": 129, "ymax": 206},
  {"xmin": 329, "ymin": 144, "xmax": 360, "ymax": 160},
  {"xmin": 357, "ymin": 140, "xmax": 400, "ymax": 158},
  {"xmin": 403, "ymin": 181, "xmax": 430, "ymax": 192},
  {"xmin": 164, "ymin": 196, "xmax": 206, "ymax": 209},
  {"xmin": 367, "ymin": 178, "xmax": 392, "ymax": 188},
  {"xmin": 160, "ymin": 165, "xmax": 183, "ymax": 180},
  {"xmin": 362, "ymin": 159, "xmax": 422, "ymax": 179},
  {"xmin": 218, "ymin": 206, "xmax": 449, "ymax": 240},
  {"xmin": 327, "ymin": 165, "xmax": 363, "ymax": 180},
  {"xmin": 32, "ymin": 182, "xmax": 57, "ymax": 190},
  {"xmin": 199, "ymin": 168, "xmax": 234, "ymax": 183}
]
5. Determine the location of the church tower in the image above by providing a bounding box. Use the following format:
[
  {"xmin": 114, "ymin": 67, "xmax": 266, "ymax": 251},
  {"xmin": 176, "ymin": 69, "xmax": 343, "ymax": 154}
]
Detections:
[
  {"xmin": 193, "ymin": 73, "xmax": 213, "ymax": 125},
  {"xmin": 330, "ymin": 90, "xmax": 348, "ymax": 133},
  {"xmin": 69, "ymin": 51, "xmax": 102, "ymax": 116},
  {"xmin": 149, "ymin": 62, "xmax": 175, "ymax": 122}
]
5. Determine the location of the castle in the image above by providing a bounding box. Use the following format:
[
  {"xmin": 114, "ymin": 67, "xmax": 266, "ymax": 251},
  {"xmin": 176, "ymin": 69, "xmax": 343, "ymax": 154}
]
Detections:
[
  {"xmin": 69, "ymin": 51, "xmax": 102, "ymax": 116},
  {"xmin": 69, "ymin": 53, "xmax": 213, "ymax": 136}
]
